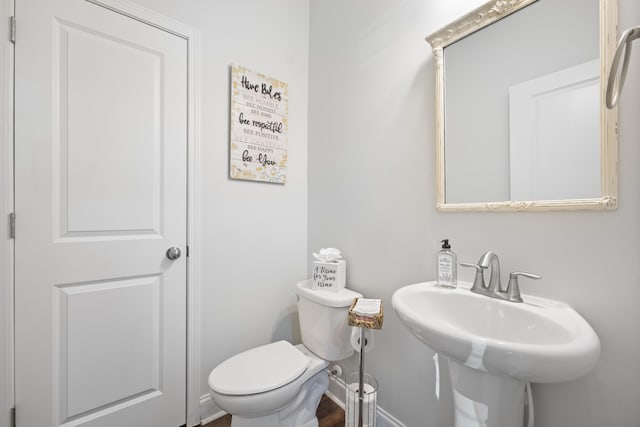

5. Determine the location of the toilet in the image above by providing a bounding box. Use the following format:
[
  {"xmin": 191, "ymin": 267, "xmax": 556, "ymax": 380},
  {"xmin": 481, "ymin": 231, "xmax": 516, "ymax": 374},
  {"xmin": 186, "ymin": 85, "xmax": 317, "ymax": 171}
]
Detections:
[{"xmin": 208, "ymin": 280, "xmax": 362, "ymax": 427}]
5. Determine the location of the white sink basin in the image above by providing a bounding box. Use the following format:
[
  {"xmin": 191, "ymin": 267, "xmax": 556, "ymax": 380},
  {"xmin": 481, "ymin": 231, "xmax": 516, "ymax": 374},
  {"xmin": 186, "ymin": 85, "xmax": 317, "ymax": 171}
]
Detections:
[{"xmin": 392, "ymin": 281, "xmax": 600, "ymax": 383}]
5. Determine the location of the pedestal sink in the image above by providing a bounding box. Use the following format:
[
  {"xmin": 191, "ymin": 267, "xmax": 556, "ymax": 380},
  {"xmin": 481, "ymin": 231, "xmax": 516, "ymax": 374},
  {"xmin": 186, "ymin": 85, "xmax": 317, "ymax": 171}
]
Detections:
[{"xmin": 391, "ymin": 281, "xmax": 600, "ymax": 427}]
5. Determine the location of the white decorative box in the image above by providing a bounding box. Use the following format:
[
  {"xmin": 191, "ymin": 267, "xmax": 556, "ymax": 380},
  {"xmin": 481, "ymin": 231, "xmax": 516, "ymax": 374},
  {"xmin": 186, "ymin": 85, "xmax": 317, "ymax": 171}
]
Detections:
[{"xmin": 312, "ymin": 260, "xmax": 346, "ymax": 292}]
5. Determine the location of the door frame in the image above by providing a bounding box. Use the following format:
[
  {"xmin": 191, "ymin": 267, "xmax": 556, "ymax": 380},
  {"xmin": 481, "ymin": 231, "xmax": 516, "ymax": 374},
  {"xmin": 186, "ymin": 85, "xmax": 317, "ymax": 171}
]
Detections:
[
  {"xmin": 0, "ymin": 1, "xmax": 202, "ymax": 426},
  {"xmin": 0, "ymin": 1, "xmax": 15, "ymax": 427}
]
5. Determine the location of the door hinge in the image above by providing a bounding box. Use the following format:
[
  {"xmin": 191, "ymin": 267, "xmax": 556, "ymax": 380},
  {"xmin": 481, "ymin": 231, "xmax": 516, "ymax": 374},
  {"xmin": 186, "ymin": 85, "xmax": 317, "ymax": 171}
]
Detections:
[
  {"xmin": 9, "ymin": 212, "xmax": 15, "ymax": 239},
  {"xmin": 9, "ymin": 16, "xmax": 15, "ymax": 44},
  {"xmin": 10, "ymin": 406, "xmax": 15, "ymax": 427}
]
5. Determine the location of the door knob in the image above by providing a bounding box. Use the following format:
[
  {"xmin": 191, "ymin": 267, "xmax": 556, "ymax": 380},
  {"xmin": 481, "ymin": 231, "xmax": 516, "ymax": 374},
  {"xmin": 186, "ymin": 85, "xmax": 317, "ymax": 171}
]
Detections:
[{"xmin": 166, "ymin": 247, "xmax": 181, "ymax": 260}]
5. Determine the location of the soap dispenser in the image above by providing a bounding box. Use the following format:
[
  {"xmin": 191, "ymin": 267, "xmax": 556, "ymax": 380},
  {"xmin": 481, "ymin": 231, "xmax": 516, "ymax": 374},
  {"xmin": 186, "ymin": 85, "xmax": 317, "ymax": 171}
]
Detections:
[{"xmin": 437, "ymin": 239, "xmax": 457, "ymax": 288}]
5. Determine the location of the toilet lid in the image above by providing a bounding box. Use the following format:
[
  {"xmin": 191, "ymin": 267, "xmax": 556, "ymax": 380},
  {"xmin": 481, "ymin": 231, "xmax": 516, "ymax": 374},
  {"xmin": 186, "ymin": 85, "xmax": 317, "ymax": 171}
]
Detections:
[{"xmin": 208, "ymin": 340, "xmax": 309, "ymax": 395}]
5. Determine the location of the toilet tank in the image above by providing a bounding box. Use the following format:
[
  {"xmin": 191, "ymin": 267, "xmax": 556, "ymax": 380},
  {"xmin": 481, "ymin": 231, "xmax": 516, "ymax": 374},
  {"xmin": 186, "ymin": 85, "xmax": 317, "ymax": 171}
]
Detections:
[{"xmin": 296, "ymin": 280, "xmax": 362, "ymax": 361}]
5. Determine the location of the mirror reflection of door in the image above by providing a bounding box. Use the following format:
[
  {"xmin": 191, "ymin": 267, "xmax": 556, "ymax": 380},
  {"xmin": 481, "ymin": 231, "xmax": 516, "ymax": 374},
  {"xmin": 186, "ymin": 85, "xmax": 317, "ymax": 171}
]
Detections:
[{"xmin": 509, "ymin": 60, "xmax": 600, "ymax": 201}]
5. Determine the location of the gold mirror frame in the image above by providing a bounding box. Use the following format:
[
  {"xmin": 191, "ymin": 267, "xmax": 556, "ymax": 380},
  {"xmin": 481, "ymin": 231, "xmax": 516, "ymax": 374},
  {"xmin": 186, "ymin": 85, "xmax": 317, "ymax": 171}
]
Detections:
[{"xmin": 427, "ymin": 0, "xmax": 618, "ymax": 212}]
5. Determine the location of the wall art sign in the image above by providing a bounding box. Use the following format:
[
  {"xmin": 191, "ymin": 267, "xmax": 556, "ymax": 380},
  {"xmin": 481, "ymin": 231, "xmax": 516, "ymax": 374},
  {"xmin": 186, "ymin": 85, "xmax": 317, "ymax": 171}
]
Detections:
[{"xmin": 230, "ymin": 64, "xmax": 289, "ymax": 184}]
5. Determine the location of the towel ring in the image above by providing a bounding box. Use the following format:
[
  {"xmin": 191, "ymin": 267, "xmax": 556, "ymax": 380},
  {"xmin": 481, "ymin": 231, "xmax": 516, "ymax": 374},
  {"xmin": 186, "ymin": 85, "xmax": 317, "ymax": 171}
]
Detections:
[{"xmin": 606, "ymin": 26, "xmax": 640, "ymax": 109}]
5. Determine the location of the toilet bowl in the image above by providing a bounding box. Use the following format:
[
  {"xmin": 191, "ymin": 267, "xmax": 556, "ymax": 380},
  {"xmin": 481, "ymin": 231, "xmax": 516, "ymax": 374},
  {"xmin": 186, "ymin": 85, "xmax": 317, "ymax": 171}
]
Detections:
[
  {"xmin": 208, "ymin": 280, "xmax": 362, "ymax": 427},
  {"xmin": 208, "ymin": 341, "xmax": 329, "ymax": 427}
]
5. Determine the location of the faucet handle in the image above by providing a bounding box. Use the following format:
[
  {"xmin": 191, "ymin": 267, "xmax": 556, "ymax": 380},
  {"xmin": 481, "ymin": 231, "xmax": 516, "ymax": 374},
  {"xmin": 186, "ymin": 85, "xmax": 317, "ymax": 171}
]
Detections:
[
  {"xmin": 506, "ymin": 272, "xmax": 541, "ymax": 302},
  {"xmin": 460, "ymin": 263, "xmax": 487, "ymax": 292}
]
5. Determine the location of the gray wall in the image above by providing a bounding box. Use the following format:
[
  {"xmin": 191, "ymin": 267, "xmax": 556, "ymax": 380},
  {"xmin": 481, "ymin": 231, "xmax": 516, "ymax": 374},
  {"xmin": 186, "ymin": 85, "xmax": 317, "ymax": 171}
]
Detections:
[{"xmin": 308, "ymin": 0, "xmax": 640, "ymax": 426}]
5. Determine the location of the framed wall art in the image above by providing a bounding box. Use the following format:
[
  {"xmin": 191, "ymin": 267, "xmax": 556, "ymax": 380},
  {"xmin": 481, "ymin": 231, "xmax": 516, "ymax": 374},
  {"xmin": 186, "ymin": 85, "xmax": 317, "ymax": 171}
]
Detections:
[{"xmin": 229, "ymin": 64, "xmax": 289, "ymax": 184}]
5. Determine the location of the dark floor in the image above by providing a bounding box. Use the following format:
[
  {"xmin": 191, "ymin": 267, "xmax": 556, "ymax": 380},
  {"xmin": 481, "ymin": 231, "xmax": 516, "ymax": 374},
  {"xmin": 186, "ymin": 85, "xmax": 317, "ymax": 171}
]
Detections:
[{"xmin": 204, "ymin": 394, "xmax": 344, "ymax": 427}]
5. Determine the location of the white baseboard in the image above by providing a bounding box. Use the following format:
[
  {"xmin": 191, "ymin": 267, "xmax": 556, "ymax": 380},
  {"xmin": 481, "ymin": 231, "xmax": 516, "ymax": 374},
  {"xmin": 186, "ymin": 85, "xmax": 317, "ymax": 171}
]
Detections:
[
  {"xmin": 199, "ymin": 376, "xmax": 406, "ymax": 427},
  {"xmin": 326, "ymin": 375, "xmax": 406, "ymax": 427},
  {"xmin": 199, "ymin": 393, "xmax": 227, "ymax": 425}
]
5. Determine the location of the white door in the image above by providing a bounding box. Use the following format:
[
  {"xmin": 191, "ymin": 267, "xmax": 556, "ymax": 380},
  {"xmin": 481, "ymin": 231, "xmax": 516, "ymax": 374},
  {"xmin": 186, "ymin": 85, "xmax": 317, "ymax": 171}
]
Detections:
[
  {"xmin": 14, "ymin": 1, "xmax": 188, "ymax": 426},
  {"xmin": 509, "ymin": 60, "xmax": 600, "ymax": 201}
]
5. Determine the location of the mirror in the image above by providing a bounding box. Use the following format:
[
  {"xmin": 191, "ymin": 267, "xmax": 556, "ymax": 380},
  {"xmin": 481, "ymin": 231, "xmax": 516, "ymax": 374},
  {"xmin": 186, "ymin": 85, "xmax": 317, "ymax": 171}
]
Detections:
[{"xmin": 427, "ymin": 0, "xmax": 618, "ymax": 211}]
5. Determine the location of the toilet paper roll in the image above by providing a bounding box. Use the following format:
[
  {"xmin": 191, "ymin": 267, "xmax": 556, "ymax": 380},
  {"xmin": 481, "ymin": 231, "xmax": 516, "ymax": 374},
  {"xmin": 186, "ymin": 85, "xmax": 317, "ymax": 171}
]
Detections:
[
  {"xmin": 346, "ymin": 382, "xmax": 377, "ymax": 427},
  {"xmin": 350, "ymin": 327, "xmax": 375, "ymax": 353}
]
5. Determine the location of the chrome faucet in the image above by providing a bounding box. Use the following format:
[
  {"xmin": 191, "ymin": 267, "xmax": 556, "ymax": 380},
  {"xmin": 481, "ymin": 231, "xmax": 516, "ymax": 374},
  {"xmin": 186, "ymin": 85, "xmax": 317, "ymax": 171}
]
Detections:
[
  {"xmin": 478, "ymin": 250, "xmax": 501, "ymax": 294},
  {"xmin": 460, "ymin": 251, "xmax": 541, "ymax": 303}
]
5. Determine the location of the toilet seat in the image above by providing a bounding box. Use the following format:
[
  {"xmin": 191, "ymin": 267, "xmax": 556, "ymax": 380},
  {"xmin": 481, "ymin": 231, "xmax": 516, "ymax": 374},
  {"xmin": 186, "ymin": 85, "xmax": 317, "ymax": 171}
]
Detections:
[{"xmin": 209, "ymin": 340, "xmax": 309, "ymax": 395}]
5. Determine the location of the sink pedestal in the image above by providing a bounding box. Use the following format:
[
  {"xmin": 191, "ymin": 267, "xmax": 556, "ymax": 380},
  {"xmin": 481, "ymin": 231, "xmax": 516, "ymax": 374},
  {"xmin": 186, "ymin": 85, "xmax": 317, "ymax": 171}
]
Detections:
[{"xmin": 448, "ymin": 359, "xmax": 526, "ymax": 427}]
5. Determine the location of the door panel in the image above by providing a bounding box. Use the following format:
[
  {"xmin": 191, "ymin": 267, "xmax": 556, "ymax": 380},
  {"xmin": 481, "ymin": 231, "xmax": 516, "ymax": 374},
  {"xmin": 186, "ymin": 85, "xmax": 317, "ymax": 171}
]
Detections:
[
  {"xmin": 15, "ymin": 1, "xmax": 187, "ymax": 426},
  {"xmin": 60, "ymin": 275, "xmax": 162, "ymax": 419},
  {"xmin": 60, "ymin": 19, "xmax": 163, "ymax": 235}
]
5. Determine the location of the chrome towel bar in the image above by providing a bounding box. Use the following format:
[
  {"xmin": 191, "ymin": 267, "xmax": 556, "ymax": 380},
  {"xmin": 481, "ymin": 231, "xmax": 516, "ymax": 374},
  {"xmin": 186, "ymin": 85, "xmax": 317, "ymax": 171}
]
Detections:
[{"xmin": 606, "ymin": 25, "xmax": 640, "ymax": 109}]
